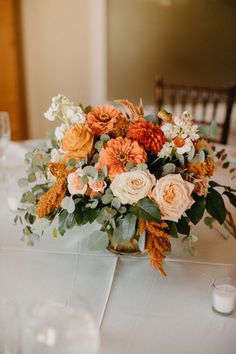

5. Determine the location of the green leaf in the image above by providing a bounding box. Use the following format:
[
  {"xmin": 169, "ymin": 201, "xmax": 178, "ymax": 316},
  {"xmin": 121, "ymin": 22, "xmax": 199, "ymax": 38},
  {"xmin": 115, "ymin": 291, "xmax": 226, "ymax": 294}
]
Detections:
[
  {"xmin": 113, "ymin": 214, "xmax": 137, "ymax": 243},
  {"xmin": 18, "ymin": 178, "xmax": 29, "ymax": 187},
  {"xmin": 31, "ymin": 218, "xmax": 50, "ymax": 234},
  {"xmin": 83, "ymin": 166, "xmax": 97, "ymax": 178},
  {"xmin": 112, "ymin": 197, "xmax": 121, "ymax": 210},
  {"xmin": 204, "ymin": 216, "xmax": 215, "ymax": 229},
  {"xmin": 125, "ymin": 162, "xmax": 135, "ymax": 171},
  {"xmin": 186, "ymin": 196, "xmax": 206, "ymax": 225},
  {"xmin": 101, "ymin": 194, "xmax": 113, "ymax": 205},
  {"xmin": 138, "ymin": 231, "xmax": 146, "ymax": 252},
  {"xmin": 100, "ymin": 134, "xmax": 110, "ymax": 142},
  {"xmin": 222, "ymin": 161, "xmax": 230, "ymax": 169},
  {"xmin": 61, "ymin": 196, "xmax": 75, "ymax": 214},
  {"xmin": 176, "ymin": 216, "xmax": 190, "ymax": 235},
  {"xmin": 130, "ymin": 198, "xmax": 161, "ymax": 223},
  {"xmin": 94, "ymin": 140, "xmax": 104, "ymax": 152},
  {"xmin": 52, "ymin": 227, "xmax": 58, "ymax": 238},
  {"xmin": 162, "ymin": 163, "xmax": 176, "ymax": 175},
  {"xmin": 167, "ymin": 221, "xmax": 178, "ymax": 238},
  {"xmin": 88, "ymin": 231, "xmax": 109, "ymax": 251},
  {"xmin": 209, "ymin": 120, "xmax": 217, "ymax": 138},
  {"xmin": 28, "ymin": 172, "xmax": 36, "ymax": 183},
  {"xmin": 58, "ymin": 210, "xmax": 68, "ymax": 235},
  {"xmin": 223, "ymin": 191, "xmax": 236, "ymax": 208},
  {"xmin": 206, "ymin": 188, "xmax": 226, "ymax": 224}
]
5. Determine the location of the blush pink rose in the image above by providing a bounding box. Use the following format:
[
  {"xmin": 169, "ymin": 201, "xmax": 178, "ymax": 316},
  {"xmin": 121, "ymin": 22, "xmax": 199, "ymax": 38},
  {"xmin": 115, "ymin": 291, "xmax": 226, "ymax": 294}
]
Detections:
[
  {"xmin": 67, "ymin": 168, "xmax": 87, "ymax": 195},
  {"xmin": 152, "ymin": 174, "xmax": 194, "ymax": 222},
  {"xmin": 88, "ymin": 179, "xmax": 107, "ymax": 198}
]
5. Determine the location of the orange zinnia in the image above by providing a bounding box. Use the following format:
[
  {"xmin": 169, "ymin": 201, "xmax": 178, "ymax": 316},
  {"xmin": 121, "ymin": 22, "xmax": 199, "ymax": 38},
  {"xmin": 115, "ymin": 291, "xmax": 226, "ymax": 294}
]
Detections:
[
  {"xmin": 97, "ymin": 137, "xmax": 147, "ymax": 179},
  {"xmin": 126, "ymin": 119, "xmax": 165, "ymax": 154},
  {"xmin": 87, "ymin": 105, "xmax": 121, "ymax": 136}
]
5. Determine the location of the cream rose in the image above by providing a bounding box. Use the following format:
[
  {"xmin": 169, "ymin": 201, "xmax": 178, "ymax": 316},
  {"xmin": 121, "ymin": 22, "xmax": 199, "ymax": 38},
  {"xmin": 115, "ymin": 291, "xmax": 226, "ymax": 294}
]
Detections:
[
  {"xmin": 110, "ymin": 169, "xmax": 156, "ymax": 205},
  {"xmin": 67, "ymin": 168, "xmax": 87, "ymax": 195},
  {"xmin": 152, "ymin": 174, "xmax": 194, "ymax": 222}
]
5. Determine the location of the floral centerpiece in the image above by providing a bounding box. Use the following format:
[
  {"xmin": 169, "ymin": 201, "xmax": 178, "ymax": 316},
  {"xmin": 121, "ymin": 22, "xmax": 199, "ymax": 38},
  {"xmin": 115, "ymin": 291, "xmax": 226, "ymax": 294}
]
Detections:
[{"xmin": 16, "ymin": 95, "xmax": 236, "ymax": 275}]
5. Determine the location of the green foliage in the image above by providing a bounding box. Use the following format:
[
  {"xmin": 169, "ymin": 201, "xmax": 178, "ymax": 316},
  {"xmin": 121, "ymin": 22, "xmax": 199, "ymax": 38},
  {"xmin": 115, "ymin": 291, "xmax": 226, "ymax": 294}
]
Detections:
[
  {"xmin": 206, "ymin": 188, "xmax": 226, "ymax": 224},
  {"xmin": 113, "ymin": 214, "xmax": 137, "ymax": 243},
  {"xmin": 61, "ymin": 196, "xmax": 75, "ymax": 214},
  {"xmin": 167, "ymin": 221, "xmax": 178, "ymax": 238},
  {"xmin": 176, "ymin": 216, "xmax": 190, "ymax": 236},
  {"xmin": 223, "ymin": 191, "xmax": 236, "ymax": 207},
  {"xmin": 186, "ymin": 195, "xmax": 206, "ymax": 225},
  {"xmin": 131, "ymin": 198, "xmax": 161, "ymax": 223}
]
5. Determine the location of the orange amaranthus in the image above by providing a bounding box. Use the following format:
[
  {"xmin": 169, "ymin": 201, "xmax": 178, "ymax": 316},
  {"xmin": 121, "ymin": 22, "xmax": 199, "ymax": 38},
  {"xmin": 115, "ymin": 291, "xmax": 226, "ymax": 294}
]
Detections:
[{"xmin": 139, "ymin": 220, "xmax": 171, "ymax": 276}]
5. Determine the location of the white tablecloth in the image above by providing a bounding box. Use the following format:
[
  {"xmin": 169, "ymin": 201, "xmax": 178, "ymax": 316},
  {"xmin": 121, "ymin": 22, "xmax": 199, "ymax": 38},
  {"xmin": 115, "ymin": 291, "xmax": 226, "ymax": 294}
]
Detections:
[{"xmin": 0, "ymin": 142, "xmax": 236, "ymax": 354}]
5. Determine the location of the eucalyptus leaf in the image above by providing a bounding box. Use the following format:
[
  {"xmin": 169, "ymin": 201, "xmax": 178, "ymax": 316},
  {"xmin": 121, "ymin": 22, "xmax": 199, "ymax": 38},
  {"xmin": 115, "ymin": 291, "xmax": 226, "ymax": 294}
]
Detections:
[
  {"xmin": 162, "ymin": 163, "xmax": 176, "ymax": 175},
  {"xmin": 113, "ymin": 214, "xmax": 137, "ymax": 243},
  {"xmin": 61, "ymin": 196, "xmax": 75, "ymax": 214},
  {"xmin": 83, "ymin": 166, "xmax": 97, "ymax": 178},
  {"xmin": 18, "ymin": 178, "xmax": 29, "ymax": 188},
  {"xmin": 94, "ymin": 140, "xmax": 104, "ymax": 152},
  {"xmin": 100, "ymin": 134, "xmax": 110, "ymax": 142},
  {"xmin": 101, "ymin": 194, "xmax": 113, "ymax": 205},
  {"xmin": 138, "ymin": 231, "xmax": 146, "ymax": 252},
  {"xmin": 31, "ymin": 218, "xmax": 50, "ymax": 234}
]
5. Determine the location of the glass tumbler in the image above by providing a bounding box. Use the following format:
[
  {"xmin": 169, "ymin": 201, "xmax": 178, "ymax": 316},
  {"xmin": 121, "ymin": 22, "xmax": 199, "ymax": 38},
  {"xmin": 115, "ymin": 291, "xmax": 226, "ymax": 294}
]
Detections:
[{"xmin": 212, "ymin": 277, "xmax": 236, "ymax": 315}]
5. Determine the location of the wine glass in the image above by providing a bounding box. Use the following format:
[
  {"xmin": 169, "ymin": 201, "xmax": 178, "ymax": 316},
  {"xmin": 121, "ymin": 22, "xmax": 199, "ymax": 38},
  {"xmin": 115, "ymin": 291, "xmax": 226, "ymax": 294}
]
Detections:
[{"xmin": 0, "ymin": 112, "xmax": 11, "ymax": 182}]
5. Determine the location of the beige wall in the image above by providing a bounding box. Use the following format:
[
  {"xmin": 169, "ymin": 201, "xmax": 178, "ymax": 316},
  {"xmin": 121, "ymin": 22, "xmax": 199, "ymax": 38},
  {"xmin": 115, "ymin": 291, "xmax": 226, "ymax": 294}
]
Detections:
[
  {"xmin": 107, "ymin": 0, "xmax": 236, "ymax": 104},
  {"xmin": 21, "ymin": 0, "xmax": 91, "ymax": 138}
]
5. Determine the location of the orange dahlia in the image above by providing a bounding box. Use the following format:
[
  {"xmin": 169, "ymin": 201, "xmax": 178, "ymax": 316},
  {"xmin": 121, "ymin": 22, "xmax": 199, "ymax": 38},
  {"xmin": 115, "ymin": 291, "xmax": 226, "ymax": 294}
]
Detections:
[
  {"xmin": 87, "ymin": 105, "xmax": 121, "ymax": 136},
  {"xmin": 97, "ymin": 137, "xmax": 147, "ymax": 179},
  {"xmin": 126, "ymin": 119, "xmax": 165, "ymax": 154}
]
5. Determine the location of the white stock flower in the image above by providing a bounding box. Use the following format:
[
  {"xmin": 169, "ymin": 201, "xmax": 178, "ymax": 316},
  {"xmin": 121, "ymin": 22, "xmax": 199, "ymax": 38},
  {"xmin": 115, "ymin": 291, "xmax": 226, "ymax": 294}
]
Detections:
[
  {"xmin": 51, "ymin": 148, "xmax": 64, "ymax": 162},
  {"xmin": 158, "ymin": 142, "xmax": 174, "ymax": 158},
  {"xmin": 65, "ymin": 106, "xmax": 86, "ymax": 124},
  {"xmin": 161, "ymin": 123, "xmax": 178, "ymax": 140},
  {"xmin": 110, "ymin": 169, "xmax": 156, "ymax": 205},
  {"xmin": 55, "ymin": 124, "xmax": 67, "ymax": 141},
  {"xmin": 44, "ymin": 107, "xmax": 56, "ymax": 121}
]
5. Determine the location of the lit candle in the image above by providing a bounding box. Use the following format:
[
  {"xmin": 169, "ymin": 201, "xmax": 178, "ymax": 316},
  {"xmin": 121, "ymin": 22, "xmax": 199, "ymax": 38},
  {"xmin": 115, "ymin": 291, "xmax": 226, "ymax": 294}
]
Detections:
[{"xmin": 212, "ymin": 277, "xmax": 236, "ymax": 315}]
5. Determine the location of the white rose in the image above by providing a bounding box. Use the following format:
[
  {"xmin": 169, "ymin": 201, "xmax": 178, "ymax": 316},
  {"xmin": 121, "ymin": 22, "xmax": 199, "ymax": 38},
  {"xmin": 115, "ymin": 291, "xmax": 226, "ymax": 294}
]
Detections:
[
  {"xmin": 110, "ymin": 169, "xmax": 156, "ymax": 205},
  {"xmin": 152, "ymin": 174, "xmax": 194, "ymax": 222}
]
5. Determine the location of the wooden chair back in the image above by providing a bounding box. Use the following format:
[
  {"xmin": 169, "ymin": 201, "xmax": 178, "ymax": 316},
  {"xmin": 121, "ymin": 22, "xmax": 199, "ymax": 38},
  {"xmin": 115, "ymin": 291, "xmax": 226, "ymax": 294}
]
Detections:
[{"xmin": 155, "ymin": 76, "xmax": 236, "ymax": 144}]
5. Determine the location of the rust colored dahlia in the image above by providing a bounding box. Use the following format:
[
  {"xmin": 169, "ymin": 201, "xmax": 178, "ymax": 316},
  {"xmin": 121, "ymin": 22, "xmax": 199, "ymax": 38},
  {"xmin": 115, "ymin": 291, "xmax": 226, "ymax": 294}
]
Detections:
[
  {"xmin": 87, "ymin": 105, "xmax": 121, "ymax": 136},
  {"xmin": 97, "ymin": 137, "xmax": 147, "ymax": 179},
  {"xmin": 126, "ymin": 119, "xmax": 165, "ymax": 154}
]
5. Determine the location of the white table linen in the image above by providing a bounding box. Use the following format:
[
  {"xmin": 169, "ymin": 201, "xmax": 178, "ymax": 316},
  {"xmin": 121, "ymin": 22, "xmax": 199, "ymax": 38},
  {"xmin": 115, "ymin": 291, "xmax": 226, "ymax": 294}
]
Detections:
[{"xmin": 0, "ymin": 141, "xmax": 236, "ymax": 354}]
